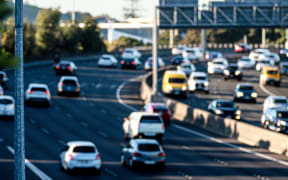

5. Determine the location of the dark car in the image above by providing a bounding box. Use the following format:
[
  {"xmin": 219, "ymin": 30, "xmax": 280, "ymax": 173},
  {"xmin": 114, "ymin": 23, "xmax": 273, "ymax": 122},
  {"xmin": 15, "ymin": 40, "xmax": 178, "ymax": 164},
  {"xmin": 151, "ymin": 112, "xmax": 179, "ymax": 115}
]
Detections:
[
  {"xmin": 234, "ymin": 83, "xmax": 257, "ymax": 103},
  {"xmin": 142, "ymin": 103, "xmax": 171, "ymax": 126},
  {"xmin": 208, "ymin": 99, "xmax": 241, "ymax": 120},
  {"xmin": 170, "ymin": 56, "xmax": 184, "ymax": 65},
  {"xmin": 224, "ymin": 64, "xmax": 243, "ymax": 81},
  {"xmin": 280, "ymin": 62, "xmax": 288, "ymax": 75},
  {"xmin": 121, "ymin": 139, "xmax": 165, "ymax": 169},
  {"xmin": 121, "ymin": 58, "xmax": 141, "ymax": 69},
  {"xmin": 55, "ymin": 61, "xmax": 77, "ymax": 75},
  {"xmin": 53, "ymin": 55, "xmax": 61, "ymax": 69}
]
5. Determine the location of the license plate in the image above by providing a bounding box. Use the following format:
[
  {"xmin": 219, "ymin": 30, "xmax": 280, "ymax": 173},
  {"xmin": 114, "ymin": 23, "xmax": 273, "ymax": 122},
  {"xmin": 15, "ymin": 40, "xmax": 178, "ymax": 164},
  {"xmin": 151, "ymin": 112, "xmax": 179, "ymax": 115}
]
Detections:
[
  {"xmin": 227, "ymin": 115, "xmax": 232, "ymax": 118},
  {"xmin": 174, "ymin": 91, "xmax": 180, "ymax": 95},
  {"xmin": 144, "ymin": 161, "xmax": 155, "ymax": 165},
  {"xmin": 80, "ymin": 160, "xmax": 89, "ymax": 164}
]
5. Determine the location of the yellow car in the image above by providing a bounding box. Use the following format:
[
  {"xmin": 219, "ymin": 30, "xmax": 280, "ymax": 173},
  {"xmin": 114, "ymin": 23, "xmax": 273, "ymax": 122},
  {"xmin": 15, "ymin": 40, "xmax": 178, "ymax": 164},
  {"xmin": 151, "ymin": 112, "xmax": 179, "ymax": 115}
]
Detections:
[
  {"xmin": 260, "ymin": 66, "xmax": 281, "ymax": 86},
  {"xmin": 162, "ymin": 70, "xmax": 188, "ymax": 98}
]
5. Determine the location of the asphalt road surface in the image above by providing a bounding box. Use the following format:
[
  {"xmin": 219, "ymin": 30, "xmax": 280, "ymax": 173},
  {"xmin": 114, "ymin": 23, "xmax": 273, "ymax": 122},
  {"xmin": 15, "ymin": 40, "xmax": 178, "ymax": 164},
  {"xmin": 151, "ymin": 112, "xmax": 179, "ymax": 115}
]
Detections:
[{"xmin": 0, "ymin": 52, "xmax": 288, "ymax": 179}]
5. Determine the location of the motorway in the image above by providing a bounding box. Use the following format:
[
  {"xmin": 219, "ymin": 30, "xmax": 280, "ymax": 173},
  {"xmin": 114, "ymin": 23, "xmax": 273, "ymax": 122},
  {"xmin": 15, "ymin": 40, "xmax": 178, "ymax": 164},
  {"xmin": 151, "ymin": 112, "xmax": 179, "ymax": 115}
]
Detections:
[{"xmin": 0, "ymin": 52, "xmax": 288, "ymax": 179}]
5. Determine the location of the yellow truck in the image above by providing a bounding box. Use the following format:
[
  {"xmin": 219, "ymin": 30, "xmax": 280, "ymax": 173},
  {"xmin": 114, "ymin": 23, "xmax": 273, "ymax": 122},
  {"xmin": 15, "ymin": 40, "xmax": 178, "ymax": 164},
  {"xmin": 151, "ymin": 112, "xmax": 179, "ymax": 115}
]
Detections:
[
  {"xmin": 162, "ymin": 70, "xmax": 188, "ymax": 98},
  {"xmin": 260, "ymin": 66, "xmax": 281, "ymax": 86}
]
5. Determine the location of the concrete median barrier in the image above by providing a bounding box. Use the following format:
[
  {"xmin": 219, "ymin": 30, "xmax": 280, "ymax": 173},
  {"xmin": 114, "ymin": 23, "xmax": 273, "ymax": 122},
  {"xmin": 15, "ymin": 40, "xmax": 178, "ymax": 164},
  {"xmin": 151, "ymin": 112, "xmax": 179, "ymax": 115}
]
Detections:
[{"xmin": 140, "ymin": 66, "xmax": 288, "ymax": 157}]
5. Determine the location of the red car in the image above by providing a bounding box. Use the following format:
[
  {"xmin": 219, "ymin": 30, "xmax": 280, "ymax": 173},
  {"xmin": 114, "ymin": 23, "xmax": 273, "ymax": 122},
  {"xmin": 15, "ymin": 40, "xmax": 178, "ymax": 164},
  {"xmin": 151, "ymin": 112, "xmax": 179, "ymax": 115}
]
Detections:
[
  {"xmin": 234, "ymin": 43, "xmax": 251, "ymax": 53},
  {"xmin": 142, "ymin": 103, "xmax": 171, "ymax": 126}
]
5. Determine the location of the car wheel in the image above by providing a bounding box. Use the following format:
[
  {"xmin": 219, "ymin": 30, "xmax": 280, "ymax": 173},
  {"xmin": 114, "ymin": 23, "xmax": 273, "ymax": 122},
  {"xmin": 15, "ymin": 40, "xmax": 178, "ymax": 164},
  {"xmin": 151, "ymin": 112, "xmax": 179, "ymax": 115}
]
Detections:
[
  {"xmin": 158, "ymin": 162, "xmax": 165, "ymax": 170},
  {"xmin": 95, "ymin": 168, "xmax": 101, "ymax": 175},
  {"xmin": 205, "ymin": 90, "xmax": 209, "ymax": 94},
  {"xmin": 46, "ymin": 101, "xmax": 50, "ymax": 107},
  {"xmin": 59, "ymin": 160, "xmax": 64, "ymax": 171},
  {"xmin": 121, "ymin": 155, "xmax": 126, "ymax": 166},
  {"xmin": 124, "ymin": 133, "xmax": 130, "ymax": 141},
  {"xmin": 263, "ymin": 121, "xmax": 269, "ymax": 129}
]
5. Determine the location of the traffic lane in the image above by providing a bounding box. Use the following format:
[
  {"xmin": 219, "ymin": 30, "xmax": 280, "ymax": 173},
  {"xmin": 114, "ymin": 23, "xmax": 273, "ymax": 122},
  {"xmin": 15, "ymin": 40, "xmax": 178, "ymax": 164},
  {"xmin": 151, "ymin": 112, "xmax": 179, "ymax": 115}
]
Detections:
[
  {"xmin": 120, "ymin": 74, "xmax": 288, "ymax": 180},
  {"xmin": 260, "ymin": 75, "xmax": 288, "ymax": 97}
]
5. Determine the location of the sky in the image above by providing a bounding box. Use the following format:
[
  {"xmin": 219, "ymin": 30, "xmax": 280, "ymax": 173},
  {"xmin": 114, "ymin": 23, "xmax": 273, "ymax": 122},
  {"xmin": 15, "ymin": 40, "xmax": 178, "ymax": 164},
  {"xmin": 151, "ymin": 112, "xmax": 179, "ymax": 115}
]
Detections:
[{"xmin": 23, "ymin": 0, "xmax": 157, "ymax": 21}]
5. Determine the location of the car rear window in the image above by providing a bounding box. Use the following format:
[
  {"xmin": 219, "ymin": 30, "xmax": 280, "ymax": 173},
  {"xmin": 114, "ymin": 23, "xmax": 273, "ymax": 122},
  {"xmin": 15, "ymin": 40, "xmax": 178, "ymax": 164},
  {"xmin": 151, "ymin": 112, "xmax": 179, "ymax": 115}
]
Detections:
[
  {"xmin": 73, "ymin": 146, "xmax": 95, "ymax": 153},
  {"xmin": 274, "ymin": 99, "xmax": 287, "ymax": 104},
  {"xmin": 102, "ymin": 57, "xmax": 110, "ymax": 60},
  {"xmin": 168, "ymin": 78, "xmax": 186, "ymax": 83},
  {"xmin": 138, "ymin": 144, "xmax": 160, "ymax": 151},
  {"xmin": 182, "ymin": 65, "xmax": 191, "ymax": 69},
  {"xmin": 153, "ymin": 105, "xmax": 168, "ymax": 113},
  {"xmin": 140, "ymin": 116, "xmax": 161, "ymax": 123},
  {"xmin": 267, "ymin": 70, "xmax": 279, "ymax": 75},
  {"xmin": 277, "ymin": 112, "xmax": 288, "ymax": 119},
  {"xmin": 60, "ymin": 63, "xmax": 70, "ymax": 67},
  {"xmin": 123, "ymin": 58, "xmax": 134, "ymax": 62},
  {"xmin": 63, "ymin": 80, "xmax": 77, "ymax": 86},
  {"xmin": 0, "ymin": 99, "xmax": 13, "ymax": 105},
  {"xmin": 186, "ymin": 50, "xmax": 195, "ymax": 53},
  {"xmin": 213, "ymin": 61, "xmax": 224, "ymax": 65},
  {"xmin": 217, "ymin": 102, "xmax": 235, "ymax": 108},
  {"xmin": 125, "ymin": 50, "xmax": 133, "ymax": 54},
  {"xmin": 194, "ymin": 76, "xmax": 206, "ymax": 80},
  {"xmin": 239, "ymin": 86, "xmax": 253, "ymax": 91},
  {"xmin": 239, "ymin": 58, "xmax": 250, "ymax": 62},
  {"xmin": 31, "ymin": 87, "xmax": 46, "ymax": 92}
]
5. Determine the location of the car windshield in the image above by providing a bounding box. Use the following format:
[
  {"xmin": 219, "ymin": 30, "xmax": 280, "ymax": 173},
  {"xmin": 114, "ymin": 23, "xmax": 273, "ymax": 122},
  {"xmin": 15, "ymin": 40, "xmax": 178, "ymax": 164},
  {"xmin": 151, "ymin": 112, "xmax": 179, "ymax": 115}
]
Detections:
[
  {"xmin": 153, "ymin": 105, "xmax": 168, "ymax": 113},
  {"xmin": 31, "ymin": 87, "xmax": 46, "ymax": 92},
  {"xmin": 229, "ymin": 66, "xmax": 238, "ymax": 70},
  {"xmin": 217, "ymin": 102, "xmax": 235, "ymax": 108},
  {"xmin": 267, "ymin": 70, "xmax": 279, "ymax": 75},
  {"xmin": 63, "ymin": 80, "xmax": 77, "ymax": 86},
  {"xmin": 262, "ymin": 61, "xmax": 270, "ymax": 64},
  {"xmin": 214, "ymin": 61, "xmax": 224, "ymax": 65},
  {"xmin": 194, "ymin": 76, "xmax": 207, "ymax": 80},
  {"xmin": 277, "ymin": 112, "xmax": 288, "ymax": 119},
  {"xmin": 125, "ymin": 50, "xmax": 133, "ymax": 54},
  {"xmin": 123, "ymin": 58, "xmax": 134, "ymax": 62},
  {"xmin": 0, "ymin": 99, "xmax": 13, "ymax": 105},
  {"xmin": 73, "ymin": 146, "xmax": 95, "ymax": 153},
  {"xmin": 102, "ymin": 57, "xmax": 111, "ymax": 60},
  {"xmin": 239, "ymin": 86, "xmax": 253, "ymax": 91},
  {"xmin": 140, "ymin": 116, "xmax": 161, "ymax": 123},
  {"xmin": 273, "ymin": 99, "xmax": 287, "ymax": 104},
  {"xmin": 168, "ymin": 78, "xmax": 186, "ymax": 83},
  {"xmin": 138, "ymin": 144, "xmax": 160, "ymax": 151},
  {"xmin": 60, "ymin": 63, "xmax": 70, "ymax": 67},
  {"xmin": 182, "ymin": 65, "xmax": 191, "ymax": 69},
  {"xmin": 186, "ymin": 50, "xmax": 195, "ymax": 53},
  {"xmin": 239, "ymin": 58, "xmax": 250, "ymax": 62}
]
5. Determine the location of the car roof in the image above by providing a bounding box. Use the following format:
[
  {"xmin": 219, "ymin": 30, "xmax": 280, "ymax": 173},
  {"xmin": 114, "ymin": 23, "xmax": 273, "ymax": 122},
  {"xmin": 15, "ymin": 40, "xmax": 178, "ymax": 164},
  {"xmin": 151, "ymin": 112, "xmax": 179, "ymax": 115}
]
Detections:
[
  {"xmin": 165, "ymin": 70, "xmax": 186, "ymax": 76},
  {"xmin": 131, "ymin": 139, "xmax": 159, "ymax": 144},
  {"xmin": 280, "ymin": 62, "xmax": 288, "ymax": 65},
  {"xmin": 237, "ymin": 83, "xmax": 253, "ymax": 87},
  {"xmin": 60, "ymin": 76, "xmax": 78, "ymax": 81},
  {"xmin": 28, "ymin": 83, "xmax": 48, "ymax": 88},
  {"xmin": 192, "ymin": 72, "xmax": 207, "ymax": 76},
  {"xmin": 67, "ymin": 141, "xmax": 95, "ymax": 147},
  {"xmin": 101, "ymin": 54, "xmax": 113, "ymax": 58},
  {"xmin": 269, "ymin": 96, "xmax": 287, "ymax": 100},
  {"xmin": 124, "ymin": 48, "xmax": 136, "ymax": 51},
  {"xmin": 0, "ymin": 96, "xmax": 14, "ymax": 101},
  {"xmin": 263, "ymin": 66, "xmax": 279, "ymax": 71},
  {"xmin": 148, "ymin": 102, "xmax": 168, "ymax": 107},
  {"xmin": 239, "ymin": 56, "xmax": 250, "ymax": 59},
  {"xmin": 229, "ymin": 63, "xmax": 238, "ymax": 67},
  {"xmin": 0, "ymin": 71, "xmax": 6, "ymax": 74},
  {"xmin": 135, "ymin": 112, "xmax": 160, "ymax": 116},
  {"xmin": 59, "ymin": 61, "xmax": 72, "ymax": 64},
  {"xmin": 213, "ymin": 58, "xmax": 227, "ymax": 62}
]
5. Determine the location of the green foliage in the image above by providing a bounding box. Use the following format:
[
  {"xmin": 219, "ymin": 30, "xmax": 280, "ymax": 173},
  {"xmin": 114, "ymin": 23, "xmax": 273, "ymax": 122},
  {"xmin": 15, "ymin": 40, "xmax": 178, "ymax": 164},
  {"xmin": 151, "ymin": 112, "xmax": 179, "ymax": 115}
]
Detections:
[
  {"xmin": 181, "ymin": 30, "xmax": 202, "ymax": 44},
  {"xmin": 23, "ymin": 22, "xmax": 36, "ymax": 57},
  {"xmin": 0, "ymin": 0, "xmax": 12, "ymax": 20},
  {"xmin": 0, "ymin": 48, "xmax": 17, "ymax": 69},
  {"xmin": 80, "ymin": 17, "xmax": 105, "ymax": 52},
  {"xmin": 60, "ymin": 24, "xmax": 82, "ymax": 53},
  {"xmin": 35, "ymin": 8, "xmax": 61, "ymax": 55},
  {"xmin": 1, "ymin": 18, "xmax": 15, "ymax": 53}
]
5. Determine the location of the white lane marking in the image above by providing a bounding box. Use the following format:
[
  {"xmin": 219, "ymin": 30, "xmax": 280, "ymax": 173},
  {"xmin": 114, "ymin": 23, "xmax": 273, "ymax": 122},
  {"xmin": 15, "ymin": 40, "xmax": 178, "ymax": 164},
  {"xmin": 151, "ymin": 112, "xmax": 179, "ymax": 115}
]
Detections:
[
  {"xmin": 66, "ymin": 113, "xmax": 73, "ymax": 118},
  {"xmin": 95, "ymin": 84, "xmax": 102, "ymax": 88},
  {"xmin": 30, "ymin": 119, "xmax": 36, "ymax": 124},
  {"xmin": 116, "ymin": 76, "xmax": 288, "ymax": 167},
  {"xmin": 0, "ymin": 138, "xmax": 3, "ymax": 142},
  {"xmin": 7, "ymin": 146, "xmax": 52, "ymax": 180},
  {"xmin": 98, "ymin": 131, "xmax": 108, "ymax": 138},
  {"xmin": 110, "ymin": 84, "xmax": 117, "ymax": 89},
  {"xmin": 259, "ymin": 83, "xmax": 276, "ymax": 96},
  {"xmin": 41, "ymin": 128, "xmax": 50, "ymax": 135},
  {"xmin": 58, "ymin": 140, "xmax": 66, "ymax": 146}
]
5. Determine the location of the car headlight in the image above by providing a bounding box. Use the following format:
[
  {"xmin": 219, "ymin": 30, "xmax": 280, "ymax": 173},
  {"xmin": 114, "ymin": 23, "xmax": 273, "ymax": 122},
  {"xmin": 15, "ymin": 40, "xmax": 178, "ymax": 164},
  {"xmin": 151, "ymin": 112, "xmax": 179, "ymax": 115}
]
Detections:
[
  {"xmin": 166, "ymin": 85, "xmax": 173, "ymax": 91},
  {"xmin": 182, "ymin": 86, "xmax": 187, "ymax": 91},
  {"xmin": 251, "ymin": 92, "xmax": 257, "ymax": 98},
  {"xmin": 224, "ymin": 70, "xmax": 229, "ymax": 75},
  {"xmin": 279, "ymin": 120, "xmax": 287, "ymax": 126},
  {"xmin": 215, "ymin": 109, "xmax": 222, "ymax": 115},
  {"xmin": 221, "ymin": 66, "xmax": 225, "ymax": 70},
  {"xmin": 236, "ymin": 110, "xmax": 241, "ymax": 115},
  {"xmin": 76, "ymin": 87, "xmax": 80, "ymax": 92},
  {"xmin": 204, "ymin": 81, "xmax": 209, "ymax": 87},
  {"xmin": 235, "ymin": 70, "xmax": 241, "ymax": 76},
  {"xmin": 237, "ymin": 92, "xmax": 244, "ymax": 97}
]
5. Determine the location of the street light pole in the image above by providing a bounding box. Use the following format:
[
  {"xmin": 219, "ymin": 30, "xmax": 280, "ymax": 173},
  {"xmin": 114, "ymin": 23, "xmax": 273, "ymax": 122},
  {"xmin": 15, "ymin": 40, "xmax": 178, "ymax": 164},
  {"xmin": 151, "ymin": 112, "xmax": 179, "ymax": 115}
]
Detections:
[
  {"xmin": 14, "ymin": 0, "xmax": 25, "ymax": 179},
  {"xmin": 152, "ymin": 5, "xmax": 159, "ymax": 95}
]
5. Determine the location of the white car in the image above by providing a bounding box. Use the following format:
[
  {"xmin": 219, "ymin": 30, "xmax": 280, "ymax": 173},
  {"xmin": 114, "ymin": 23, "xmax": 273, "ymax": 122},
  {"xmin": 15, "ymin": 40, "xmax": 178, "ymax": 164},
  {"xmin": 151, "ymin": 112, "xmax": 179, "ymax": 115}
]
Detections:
[
  {"xmin": 249, "ymin": 49, "xmax": 270, "ymax": 62},
  {"xmin": 144, "ymin": 57, "xmax": 165, "ymax": 71},
  {"xmin": 188, "ymin": 72, "xmax": 209, "ymax": 93},
  {"xmin": 123, "ymin": 112, "xmax": 165, "ymax": 142},
  {"xmin": 172, "ymin": 46, "xmax": 187, "ymax": 55},
  {"xmin": 207, "ymin": 58, "xmax": 229, "ymax": 74},
  {"xmin": 177, "ymin": 63, "xmax": 196, "ymax": 77},
  {"xmin": 121, "ymin": 48, "xmax": 141, "ymax": 59},
  {"xmin": 263, "ymin": 96, "xmax": 288, "ymax": 112},
  {"xmin": 237, "ymin": 56, "xmax": 255, "ymax": 69},
  {"xmin": 0, "ymin": 71, "xmax": 9, "ymax": 89},
  {"xmin": 25, "ymin": 83, "xmax": 51, "ymax": 106},
  {"xmin": 57, "ymin": 76, "xmax": 80, "ymax": 96},
  {"xmin": 60, "ymin": 141, "xmax": 101, "ymax": 173},
  {"xmin": 0, "ymin": 96, "xmax": 15, "ymax": 119},
  {"xmin": 262, "ymin": 52, "xmax": 280, "ymax": 65},
  {"xmin": 255, "ymin": 59, "xmax": 272, "ymax": 72},
  {"xmin": 98, "ymin": 54, "xmax": 118, "ymax": 67},
  {"xmin": 182, "ymin": 48, "xmax": 199, "ymax": 61}
]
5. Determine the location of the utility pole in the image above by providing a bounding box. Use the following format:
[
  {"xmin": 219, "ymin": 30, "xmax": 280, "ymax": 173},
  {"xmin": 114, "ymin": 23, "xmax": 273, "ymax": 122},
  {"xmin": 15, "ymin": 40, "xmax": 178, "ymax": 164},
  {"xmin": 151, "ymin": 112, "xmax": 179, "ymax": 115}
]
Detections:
[
  {"xmin": 201, "ymin": 29, "xmax": 207, "ymax": 61},
  {"xmin": 14, "ymin": 0, "xmax": 25, "ymax": 179},
  {"xmin": 152, "ymin": 5, "xmax": 158, "ymax": 95},
  {"xmin": 72, "ymin": 0, "xmax": 76, "ymax": 24}
]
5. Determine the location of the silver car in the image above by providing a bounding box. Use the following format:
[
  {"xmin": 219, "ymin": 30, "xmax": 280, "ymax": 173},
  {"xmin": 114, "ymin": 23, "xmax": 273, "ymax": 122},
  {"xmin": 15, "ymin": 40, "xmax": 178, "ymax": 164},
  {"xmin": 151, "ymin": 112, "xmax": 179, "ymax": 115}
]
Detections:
[
  {"xmin": 261, "ymin": 108, "xmax": 288, "ymax": 132},
  {"xmin": 121, "ymin": 139, "xmax": 165, "ymax": 169}
]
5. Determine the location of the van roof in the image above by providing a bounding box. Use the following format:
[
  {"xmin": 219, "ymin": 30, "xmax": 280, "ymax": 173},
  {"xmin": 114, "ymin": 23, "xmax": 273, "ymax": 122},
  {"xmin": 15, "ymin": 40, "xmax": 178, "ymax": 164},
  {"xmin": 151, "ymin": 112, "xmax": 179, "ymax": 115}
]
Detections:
[{"xmin": 164, "ymin": 70, "xmax": 186, "ymax": 76}]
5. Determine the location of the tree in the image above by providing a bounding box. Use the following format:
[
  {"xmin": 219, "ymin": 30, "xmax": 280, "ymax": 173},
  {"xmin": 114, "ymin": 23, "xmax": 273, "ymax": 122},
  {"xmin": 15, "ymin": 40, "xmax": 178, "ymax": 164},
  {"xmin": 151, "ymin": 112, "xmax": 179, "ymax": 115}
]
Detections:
[
  {"xmin": 35, "ymin": 8, "xmax": 61, "ymax": 55},
  {"xmin": 80, "ymin": 17, "xmax": 105, "ymax": 52},
  {"xmin": 180, "ymin": 29, "xmax": 201, "ymax": 44},
  {"xmin": 123, "ymin": 0, "xmax": 140, "ymax": 19},
  {"xmin": 60, "ymin": 24, "xmax": 82, "ymax": 53},
  {"xmin": 23, "ymin": 22, "xmax": 36, "ymax": 57},
  {"xmin": 1, "ymin": 17, "xmax": 14, "ymax": 53}
]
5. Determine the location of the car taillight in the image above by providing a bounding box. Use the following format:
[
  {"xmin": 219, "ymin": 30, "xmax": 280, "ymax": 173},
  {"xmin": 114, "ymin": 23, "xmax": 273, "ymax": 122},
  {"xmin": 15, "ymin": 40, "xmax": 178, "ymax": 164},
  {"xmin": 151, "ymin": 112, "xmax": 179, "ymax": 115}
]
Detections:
[
  {"xmin": 28, "ymin": 90, "xmax": 34, "ymax": 94},
  {"xmin": 67, "ymin": 66, "xmax": 71, "ymax": 70},
  {"xmin": 162, "ymin": 124, "xmax": 165, "ymax": 130},
  {"xmin": 68, "ymin": 154, "xmax": 74, "ymax": 160},
  {"xmin": 158, "ymin": 152, "xmax": 165, "ymax": 157},
  {"xmin": 56, "ymin": 65, "xmax": 60, "ymax": 70},
  {"xmin": 43, "ymin": 91, "xmax": 50, "ymax": 95},
  {"xmin": 133, "ymin": 152, "xmax": 141, "ymax": 157},
  {"xmin": 59, "ymin": 83, "xmax": 64, "ymax": 86},
  {"xmin": 131, "ymin": 61, "xmax": 135, "ymax": 65},
  {"xmin": 96, "ymin": 154, "xmax": 101, "ymax": 160},
  {"xmin": 121, "ymin": 60, "xmax": 125, "ymax": 64},
  {"xmin": 171, "ymin": 59, "xmax": 173, "ymax": 62}
]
